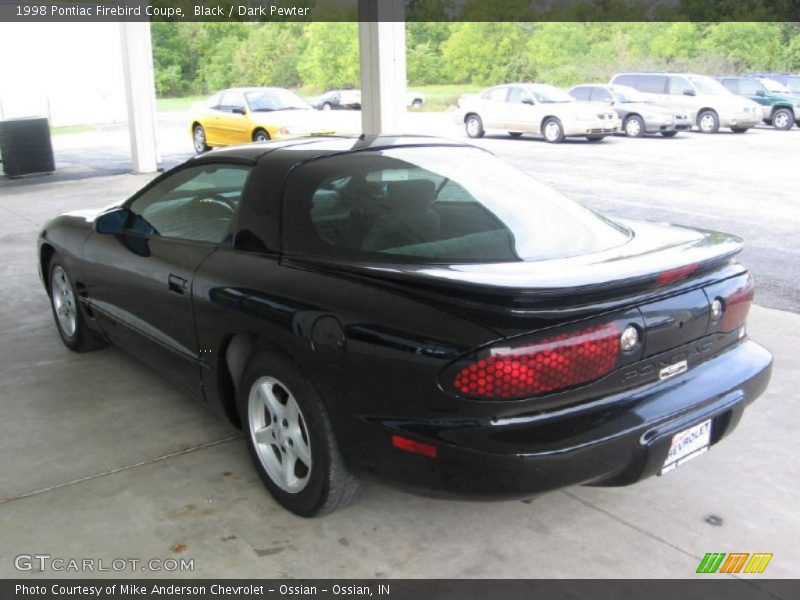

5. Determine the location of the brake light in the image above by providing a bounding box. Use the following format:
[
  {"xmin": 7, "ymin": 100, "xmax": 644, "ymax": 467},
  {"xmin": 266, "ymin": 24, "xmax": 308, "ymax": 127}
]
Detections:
[
  {"xmin": 657, "ymin": 263, "xmax": 699, "ymax": 287},
  {"xmin": 452, "ymin": 323, "xmax": 620, "ymax": 400},
  {"xmin": 721, "ymin": 278, "xmax": 754, "ymax": 331}
]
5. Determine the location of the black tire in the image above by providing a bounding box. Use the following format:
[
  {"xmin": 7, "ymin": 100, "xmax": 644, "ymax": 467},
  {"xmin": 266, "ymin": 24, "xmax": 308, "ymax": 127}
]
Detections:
[
  {"xmin": 192, "ymin": 124, "xmax": 209, "ymax": 154},
  {"xmin": 585, "ymin": 135, "xmax": 605, "ymax": 142},
  {"xmin": 411, "ymin": 99, "xmax": 423, "ymax": 108},
  {"xmin": 253, "ymin": 129, "xmax": 270, "ymax": 143},
  {"xmin": 508, "ymin": 132, "xmax": 523, "ymax": 138},
  {"xmin": 542, "ymin": 117, "xmax": 565, "ymax": 143},
  {"xmin": 239, "ymin": 351, "xmax": 361, "ymax": 517},
  {"xmin": 731, "ymin": 127, "xmax": 749, "ymax": 134},
  {"xmin": 697, "ymin": 109, "xmax": 719, "ymax": 133},
  {"xmin": 660, "ymin": 131, "xmax": 679, "ymax": 138},
  {"xmin": 771, "ymin": 108, "xmax": 794, "ymax": 130},
  {"xmin": 47, "ymin": 256, "xmax": 108, "ymax": 353},
  {"xmin": 623, "ymin": 115, "xmax": 645, "ymax": 138},
  {"xmin": 465, "ymin": 114, "xmax": 484, "ymax": 138}
]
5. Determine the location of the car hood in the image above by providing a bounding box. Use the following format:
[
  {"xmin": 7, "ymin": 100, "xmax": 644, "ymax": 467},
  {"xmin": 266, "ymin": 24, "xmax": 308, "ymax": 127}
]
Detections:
[{"xmin": 249, "ymin": 109, "xmax": 334, "ymax": 132}]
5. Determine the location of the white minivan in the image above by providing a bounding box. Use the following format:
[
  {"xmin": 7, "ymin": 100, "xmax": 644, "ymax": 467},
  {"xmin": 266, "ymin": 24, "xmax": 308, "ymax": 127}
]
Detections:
[{"xmin": 610, "ymin": 72, "xmax": 762, "ymax": 133}]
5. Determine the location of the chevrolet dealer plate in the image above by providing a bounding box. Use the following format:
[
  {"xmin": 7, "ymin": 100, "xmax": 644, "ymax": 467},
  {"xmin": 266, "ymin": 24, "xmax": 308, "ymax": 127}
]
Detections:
[{"xmin": 661, "ymin": 419, "xmax": 712, "ymax": 474}]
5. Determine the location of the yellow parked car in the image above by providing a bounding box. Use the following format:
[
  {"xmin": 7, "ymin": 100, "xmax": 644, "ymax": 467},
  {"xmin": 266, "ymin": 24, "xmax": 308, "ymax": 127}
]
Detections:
[{"xmin": 188, "ymin": 87, "xmax": 335, "ymax": 153}]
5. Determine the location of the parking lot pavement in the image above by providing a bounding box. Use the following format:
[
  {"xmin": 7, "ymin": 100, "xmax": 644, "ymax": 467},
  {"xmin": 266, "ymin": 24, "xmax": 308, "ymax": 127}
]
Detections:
[{"xmin": 0, "ymin": 174, "xmax": 798, "ymax": 581}]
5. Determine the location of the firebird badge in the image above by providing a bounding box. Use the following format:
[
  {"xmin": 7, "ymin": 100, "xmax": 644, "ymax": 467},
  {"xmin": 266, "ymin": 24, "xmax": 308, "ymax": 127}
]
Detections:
[{"xmin": 659, "ymin": 360, "xmax": 688, "ymax": 380}]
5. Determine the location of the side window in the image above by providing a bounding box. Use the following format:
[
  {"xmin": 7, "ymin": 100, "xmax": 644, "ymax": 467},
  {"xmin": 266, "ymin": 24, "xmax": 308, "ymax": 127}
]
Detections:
[
  {"xmin": 220, "ymin": 91, "xmax": 246, "ymax": 114},
  {"xmin": 787, "ymin": 77, "xmax": 800, "ymax": 93},
  {"xmin": 591, "ymin": 87, "xmax": 612, "ymax": 103},
  {"xmin": 507, "ymin": 87, "xmax": 527, "ymax": 103},
  {"xmin": 720, "ymin": 79, "xmax": 739, "ymax": 93},
  {"xmin": 739, "ymin": 79, "xmax": 760, "ymax": 95},
  {"xmin": 483, "ymin": 87, "xmax": 509, "ymax": 102},
  {"xmin": 570, "ymin": 87, "xmax": 591, "ymax": 101},
  {"xmin": 205, "ymin": 92, "xmax": 223, "ymax": 110},
  {"xmin": 126, "ymin": 165, "xmax": 251, "ymax": 244},
  {"xmin": 667, "ymin": 76, "xmax": 694, "ymax": 95},
  {"xmin": 638, "ymin": 75, "xmax": 668, "ymax": 94},
  {"xmin": 612, "ymin": 74, "xmax": 638, "ymax": 88}
]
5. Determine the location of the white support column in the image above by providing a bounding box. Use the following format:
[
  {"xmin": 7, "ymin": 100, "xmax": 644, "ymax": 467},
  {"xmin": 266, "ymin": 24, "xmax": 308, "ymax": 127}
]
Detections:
[
  {"xmin": 358, "ymin": 0, "xmax": 407, "ymax": 135},
  {"xmin": 119, "ymin": 22, "xmax": 159, "ymax": 174}
]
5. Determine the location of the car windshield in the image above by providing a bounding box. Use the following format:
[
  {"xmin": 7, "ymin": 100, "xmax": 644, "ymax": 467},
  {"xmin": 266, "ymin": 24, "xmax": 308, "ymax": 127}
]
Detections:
[
  {"xmin": 283, "ymin": 146, "xmax": 630, "ymax": 264},
  {"xmin": 246, "ymin": 89, "xmax": 310, "ymax": 112},
  {"xmin": 760, "ymin": 78, "xmax": 790, "ymax": 93},
  {"xmin": 787, "ymin": 77, "xmax": 800, "ymax": 93},
  {"xmin": 527, "ymin": 85, "xmax": 574, "ymax": 103},
  {"xmin": 688, "ymin": 76, "xmax": 731, "ymax": 95},
  {"xmin": 610, "ymin": 85, "xmax": 648, "ymax": 103}
]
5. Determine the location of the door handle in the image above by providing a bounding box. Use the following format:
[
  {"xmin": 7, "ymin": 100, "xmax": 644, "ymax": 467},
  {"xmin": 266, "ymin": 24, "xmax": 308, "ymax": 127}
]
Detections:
[{"xmin": 168, "ymin": 274, "xmax": 188, "ymax": 295}]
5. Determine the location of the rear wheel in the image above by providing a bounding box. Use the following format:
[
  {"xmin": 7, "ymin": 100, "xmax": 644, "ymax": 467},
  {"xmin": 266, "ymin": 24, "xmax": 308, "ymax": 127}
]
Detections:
[
  {"xmin": 660, "ymin": 131, "xmax": 679, "ymax": 138},
  {"xmin": 253, "ymin": 129, "xmax": 270, "ymax": 143},
  {"xmin": 697, "ymin": 110, "xmax": 719, "ymax": 133},
  {"xmin": 239, "ymin": 352, "xmax": 361, "ymax": 517},
  {"xmin": 192, "ymin": 125, "xmax": 209, "ymax": 154},
  {"xmin": 542, "ymin": 118, "xmax": 565, "ymax": 143},
  {"xmin": 623, "ymin": 115, "xmax": 645, "ymax": 138},
  {"xmin": 465, "ymin": 114, "xmax": 484, "ymax": 138},
  {"xmin": 48, "ymin": 257, "xmax": 108, "ymax": 352},
  {"xmin": 771, "ymin": 108, "xmax": 793, "ymax": 130}
]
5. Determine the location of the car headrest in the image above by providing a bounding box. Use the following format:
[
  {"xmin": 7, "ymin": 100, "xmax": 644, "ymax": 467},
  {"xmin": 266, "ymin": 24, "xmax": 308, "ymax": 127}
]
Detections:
[{"xmin": 387, "ymin": 179, "xmax": 436, "ymax": 212}]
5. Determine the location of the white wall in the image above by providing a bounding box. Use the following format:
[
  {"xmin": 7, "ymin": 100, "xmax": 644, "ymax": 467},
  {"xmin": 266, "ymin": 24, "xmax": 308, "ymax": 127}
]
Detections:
[{"xmin": 0, "ymin": 23, "xmax": 128, "ymax": 126}]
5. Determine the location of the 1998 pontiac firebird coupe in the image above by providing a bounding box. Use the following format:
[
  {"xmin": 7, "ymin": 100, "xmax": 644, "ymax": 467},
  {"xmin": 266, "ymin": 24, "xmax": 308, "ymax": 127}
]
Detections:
[{"xmin": 39, "ymin": 136, "xmax": 772, "ymax": 516}]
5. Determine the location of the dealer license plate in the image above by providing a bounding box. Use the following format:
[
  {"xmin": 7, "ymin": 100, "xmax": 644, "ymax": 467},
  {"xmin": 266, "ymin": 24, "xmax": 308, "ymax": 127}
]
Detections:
[{"xmin": 660, "ymin": 419, "xmax": 712, "ymax": 475}]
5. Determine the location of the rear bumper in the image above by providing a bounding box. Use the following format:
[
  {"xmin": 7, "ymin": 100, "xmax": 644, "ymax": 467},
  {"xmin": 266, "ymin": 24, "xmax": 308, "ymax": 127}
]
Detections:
[{"xmin": 348, "ymin": 339, "xmax": 772, "ymax": 498}]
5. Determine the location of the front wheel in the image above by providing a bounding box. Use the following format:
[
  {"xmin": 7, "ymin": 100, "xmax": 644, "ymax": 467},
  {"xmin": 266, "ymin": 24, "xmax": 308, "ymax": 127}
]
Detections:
[
  {"xmin": 48, "ymin": 257, "xmax": 108, "ymax": 352},
  {"xmin": 730, "ymin": 127, "xmax": 749, "ymax": 134},
  {"xmin": 542, "ymin": 118, "xmax": 565, "ymax": 143},
  {"xmin": 697, "ymin": 110, "xmax": 719, "ymax": 133},
  {"xmin": 253, "ymin": 129, "xmax": 270, "ymax": 143},
  {"xmin": 771, "ymin": 108, "xmax": 793, "ymax": 130},
  {"xmin": 623, "ymin": 115, "xmax": 645, "ymax": 138},
  {"xmin": 465, "ymin": 114, "xmax": 484, "ymax": 138},
  {"xmin": 240, "ymin": 352, "xmax": 361, "ymax": 517},
  {"xmin": 192, "ymin": 125, "xmax": 209, "ymax": 154},
  {"xmin": 321, "ymin": 103, "xmax": 332, "ymax": 111}
]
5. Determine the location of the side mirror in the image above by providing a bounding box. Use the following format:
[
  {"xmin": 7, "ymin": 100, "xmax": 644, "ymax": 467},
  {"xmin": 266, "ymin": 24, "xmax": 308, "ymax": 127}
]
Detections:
[
  {"xmin": 756, "ymin": 89, "xmax": 766, "ymax": 97},
  {"xmin": 232, "ymin": 106, "xmax": 246, "ymax": 115},
  {"xmin": 95, "ymin": 207, "xmax": 129, "ymax": 234},
  {"xmin": 682, "ymin": 89, "xmax": 696, "ymax": 97},
  {"xmin": 522, "ymin": 97, "xmax": 534, "ymax": 105}
]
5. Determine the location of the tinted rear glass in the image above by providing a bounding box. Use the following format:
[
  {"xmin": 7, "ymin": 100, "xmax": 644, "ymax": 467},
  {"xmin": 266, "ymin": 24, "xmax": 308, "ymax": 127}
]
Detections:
[
  {"xmin": 637, "ymin": 75, "xmax": 668, "ymax": 94},
  {"xmin": 282, "ymin": 147, "xmax": 629, "ymax": 264}
]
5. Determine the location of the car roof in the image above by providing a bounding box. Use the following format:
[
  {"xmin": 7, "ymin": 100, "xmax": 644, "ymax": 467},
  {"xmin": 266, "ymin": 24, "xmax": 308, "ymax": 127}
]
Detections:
[{"xmin": 187, "ymin": 135, "xmax": 474, "ymax": 166}]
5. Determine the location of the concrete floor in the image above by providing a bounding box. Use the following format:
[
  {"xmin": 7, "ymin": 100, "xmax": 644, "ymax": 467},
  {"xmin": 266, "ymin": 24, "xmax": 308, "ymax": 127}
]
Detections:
[{"xmin": 1, "ymin": 143, "xmax": 799, "ymax": 579}]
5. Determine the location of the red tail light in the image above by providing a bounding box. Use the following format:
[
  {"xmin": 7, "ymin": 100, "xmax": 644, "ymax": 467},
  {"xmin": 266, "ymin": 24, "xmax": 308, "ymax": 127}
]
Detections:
[
  {"xmin": 721, "ymin": 278, "xmax": 754, "ymax": 331},
  {"xmin": 451, "ymin": 323, "xmax": 621, "ymax": 400},
  {"xmin": 657, "ymin": 263, "xmax": 699, "ymax": 287}
]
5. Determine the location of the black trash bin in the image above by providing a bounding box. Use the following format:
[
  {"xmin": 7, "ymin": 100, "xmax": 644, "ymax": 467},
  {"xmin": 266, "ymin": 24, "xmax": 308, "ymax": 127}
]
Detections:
[{"xmin": 0, "ymin": 117, "xmax": 55, "ymax": 178}]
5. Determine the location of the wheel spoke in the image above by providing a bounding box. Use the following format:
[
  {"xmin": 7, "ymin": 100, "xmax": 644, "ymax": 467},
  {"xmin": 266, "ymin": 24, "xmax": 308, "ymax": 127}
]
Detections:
[
  {"xmin": 290, "ymin": 429, "xmax": 312, "ymax": 466},
  {"xmin": 259, "ymin": 384, "xmax": 284, "ymax": 420},
  {"xmin": 282, "ymin": 453, "xmax": 297, "ymax": 488},
  {"xmin": 254, "ymin": 424, "xmax": 274, "ymax": 445}
]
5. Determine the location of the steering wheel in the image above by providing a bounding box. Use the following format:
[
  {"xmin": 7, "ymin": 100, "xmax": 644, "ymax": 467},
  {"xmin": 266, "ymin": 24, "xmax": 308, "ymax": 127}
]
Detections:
[{"xmin": 195, "ymin": 193, "xmax": 236, "ymax": 215}]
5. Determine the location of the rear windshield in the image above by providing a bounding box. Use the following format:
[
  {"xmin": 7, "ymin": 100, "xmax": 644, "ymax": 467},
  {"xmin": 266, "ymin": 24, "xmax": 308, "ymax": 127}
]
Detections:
[{"xmin": 282, "ymin": 146, "xmax": 629, "ymax": 264}]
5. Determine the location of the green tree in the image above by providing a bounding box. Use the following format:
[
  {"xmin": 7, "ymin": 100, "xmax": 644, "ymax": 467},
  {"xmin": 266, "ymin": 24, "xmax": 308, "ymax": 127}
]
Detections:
[
  {"xmin": 297, "ymin": 22, "xmax": 360, "ymax": 91},
  {"xmin": 442, "ymin": 23, "xmax": 534, "ymax": 85},
  {"xmin": 230, "ymin": 23, "xmax": 307, "ymax": 89}
]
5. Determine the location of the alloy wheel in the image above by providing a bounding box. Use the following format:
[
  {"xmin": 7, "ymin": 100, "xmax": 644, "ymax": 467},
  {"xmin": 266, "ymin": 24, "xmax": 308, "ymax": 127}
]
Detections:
[
  {"xmin": 699, "ymin": 113, "xmax": 717, "ymax": 133},
  {"xmin": 248, "ymin": 376, "xmax": 312, "ymax": 493},
  {"xmin": 773, "ymin": 110, "xmax": 791, "ymax": 130},
  {"xmin": 544, "ymin": 120, "xmax": 562, "ymax": 142},
  {"xmin": 51, "ymin": 265, "xmax": 77, "ymax": 338},
  {"xmin": 193, "ymin": 126, "xmax": 206, "ymax": 153},
  {"xmin": 625, "ymin": 117, "xmax": 643, "ymax": 137},
  {"xmin": 254, "ymin": 131, "xmax": 269, "ymax": 143}
]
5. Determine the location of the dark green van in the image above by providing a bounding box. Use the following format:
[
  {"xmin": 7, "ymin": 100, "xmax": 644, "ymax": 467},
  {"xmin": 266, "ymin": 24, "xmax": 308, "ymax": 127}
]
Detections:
[{"xmin": 717, "ymin": 76, "xmax": 800, "ymax": 130}]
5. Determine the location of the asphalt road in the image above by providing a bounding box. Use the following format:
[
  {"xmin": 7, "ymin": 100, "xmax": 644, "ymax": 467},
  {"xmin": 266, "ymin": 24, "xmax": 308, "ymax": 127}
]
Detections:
[{"xmin": 7, "ymin": 111, "xmax": 797, "ymax": 312}]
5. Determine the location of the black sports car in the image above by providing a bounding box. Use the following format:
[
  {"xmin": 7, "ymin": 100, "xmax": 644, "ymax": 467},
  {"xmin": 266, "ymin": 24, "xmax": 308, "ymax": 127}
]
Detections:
[{"xmin": 39, "ymin": 136, "xmax": 772, "ymax": 516}]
